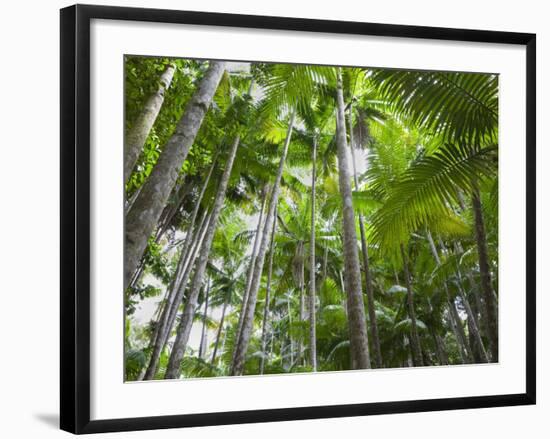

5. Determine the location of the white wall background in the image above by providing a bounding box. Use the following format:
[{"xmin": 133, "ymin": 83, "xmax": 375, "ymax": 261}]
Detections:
[{"xmin": 0, "ymin": 0, "xmax": 546, "ymax": 437}]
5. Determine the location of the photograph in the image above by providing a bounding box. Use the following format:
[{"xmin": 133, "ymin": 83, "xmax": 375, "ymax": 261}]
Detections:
[{"xmin": 123, "ymin": 57, "xmax": 499, "ymax": 381}]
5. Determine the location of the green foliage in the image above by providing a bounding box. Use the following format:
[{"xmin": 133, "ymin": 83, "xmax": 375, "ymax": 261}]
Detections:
[
  {"xmin": 125, "ymin": 56, "xmax": 201, "ymax": 195},
  {"xmin": 124, "ymin": 58, "xmax": 499, "ymax": 379},
  {"xmin": 371, "ymin": 143, "xmax": 497, "ymax": 251},
  {"xmin": 370, "ymin": 69, "xmax": 498, "ymax": 145}
]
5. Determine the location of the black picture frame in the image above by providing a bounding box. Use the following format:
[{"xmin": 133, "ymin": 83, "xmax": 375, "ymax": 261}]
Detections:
[{"xmin": 60, "ymin": 4, "xmax": 536, "ymax": 434}]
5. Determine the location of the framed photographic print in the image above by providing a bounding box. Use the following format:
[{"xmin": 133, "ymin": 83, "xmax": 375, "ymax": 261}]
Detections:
[{"xmin": 60, "ymin": 4, "xmax": 536, "ymax": 434}]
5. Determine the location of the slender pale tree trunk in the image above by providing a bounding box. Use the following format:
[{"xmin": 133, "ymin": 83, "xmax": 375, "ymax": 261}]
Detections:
[
  {"xmin": 260, "ymin": 216, "xmax": 277, "ymax": 374},
  {"xmin": 155, "ymin": 153, "xmax": 217, "ymax": 243},
  {"xmin": 125, "ymin": 185, "xmax": 142, "ymax": 215},
  {"xmin": 348, "ymin": 103, "xmax": 382, "ymax": 368},
  {"xmin": 335, "ymin": 69, "xmax": 371, "ymax": 370},
  {"xmin": 468, "ymin": 316, "xmax": 482, "ymax": 363},
  {"xmin": 448, "ymin": 301, "xmax": 473, "ymax": 362},
  {"xmin": 436, "ymin": 239, "xmax": 489, "ymax": 362},
  {"xmin": 153, "ymin": 153, "xmax": 218, "ymax": 360},
  {"xmin": 298, "ymin": 241, "xmax": 305, "ymax": 365},
  {"xmin": 149, "ymin": 158, "xmax": 216, "ymax": 350},
  {"xmin": 125, "ymin": 64, "xmax": 176, "ymax": 183},
  {"xmin": 155, "ymin": 180, "xmax": 193, "ymax": 243},
  {"xmin": 125, "ymin": 61, "xmax": 226, "ymax": 291},
  {"xmin": 231, "ymin": 111, "xmax": 296, "ymax": 376},
  {"xmin": 400, "ymin": 243, "xmax": 423, "ymax": 367},
  {"xmin": 211, "ymin": 295, "xmax": 230, "ymax": 365},
  {"xmin": 165, "ymin": 134, "xmax": 241, "ymax": 379},
  {"xmin": 455, "ymin": 241, "xmax": 488, "ymax": 339},
  {"xmin": 161, "ymin": 211, "xmax": 210, "ymax": 339},
  {"xmin": 425, "ymin": 231, "xmax": 473, "ymax": 364},
  {"xmin": 235, "ymin": 188, "xmax": 267, "ymax": 349},
  {"xmin": 198, "ymin": 279, "xmax": 211, "ymax": 359},
  {"xmin": 143, "ymin": 158, "xmax": 215, "ymax": 380},
  {"xmin": 143, "ymin": 209, "xmax": 210, "ymax": 379},
  {"xmin": 146, "ymin": 242, "xmax": 188, "ymax": 364},
  {"xmin": 472, "ymin": 187, "xmax": 498, "ymax": 361},
  {"xmin": 128, "ymin": 258, "xmax": 146, "ymax": 291},
  {"xmin": 456, "ymin": 279, "xmax": 489, "ymax": 362},
  {"xmin": 446, "ymin": 312, "xmax": 466, "ymax": 363},
  {"xmin": 309, "ymin": 137, "xmax": 318, "ymax": 372}
]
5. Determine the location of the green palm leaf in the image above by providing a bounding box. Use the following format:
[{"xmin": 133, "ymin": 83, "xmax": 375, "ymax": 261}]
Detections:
[
  {"xmin": 370, "ymin": 69, "xmax": 498, "ymax": 145},
  {"xmin": 371, "ymin": 142, "xmax": 497, "ymax": 250}
]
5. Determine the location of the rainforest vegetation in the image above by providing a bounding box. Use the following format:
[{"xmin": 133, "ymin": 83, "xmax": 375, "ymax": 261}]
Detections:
[{"xmin": 124, "ymin": 56, "xmax": 498, "ymax": 380}]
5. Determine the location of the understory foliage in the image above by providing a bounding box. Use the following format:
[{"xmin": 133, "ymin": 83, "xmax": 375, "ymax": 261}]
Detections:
[{"xmin": 124, "ymin": 56, "xmax": 498, "ymax": 381}]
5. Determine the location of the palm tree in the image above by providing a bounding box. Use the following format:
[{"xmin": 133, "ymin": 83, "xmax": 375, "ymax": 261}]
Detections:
[
  {"xmin": 234, "ymin": 185, "xmax": 268, "ymax": 348},
  {"xmin": 308, "ymin": 136, "xmax": 318, "ymax": 371},
  {"xmin": 345, "ymin": 76, "xmax": 385, "ymax": 367},
  {"xmin": 165, "ymin": 132, "xmax": 242, "ymax": 379},
  {"xmin": 370, "ymin": 68, "xmax": 499, "ymax": 361},
  {"xmin": 231, "ymin": 110, "xmax": 296, "ymax": 376},
  {"xmin": 472, "ymin": 187, "xmax": 498, "ymax": 360},
  {"xmin": 335, "ymin": 67, "xmax": 371, "ymax": 369},
  {"xmin": 231, "ymin": 62, "xmax": 335, "ymax": 375},
  {"xmin": 400, "ymin": 242, "xmax": 423, "ymax": 366},
  {"xmin": 143, "ymin": 157, "xmax": 217, "ymax": 380},
  {"xmin": 260, "ymin": 213, "xmax": 277, "ymax": 374}
]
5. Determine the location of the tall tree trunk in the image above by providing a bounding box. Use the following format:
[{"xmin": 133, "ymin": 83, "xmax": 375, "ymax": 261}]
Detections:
[
  {"xmin": 335, "ymin": 69, "xmax": 371, "ymax": 370},
  {"xmin": 148, "ymin": 158, "xmax": 216, "ymax": 357},
  {"xmin": 260, "ymin": 216, "xmax": 277, "ymax": 374},
  {"xmin": 348, "ymin": 103, "xmax": 382, "ymax": 368},
  {"xmin": 437, "ymin": 239, "xmax": 489, "ymax": 362},
  {"xmin": 155, "ymin": 156, "xmax": 217, "ymax": 244},
  {"xmin": 164, "ymin": 133, "xmax": 241, "ymax": 379},
  {"xmin": 161, "ymin": 210, "xmax": 210, "ymax": 340},
  {"xmin": 231, "ymin": 111, "xmax": 296, "ymax": 376},
  {"xmin": 125, "ymin": 185, "xmax": 143, "ymax": 215},
  {"xmin": 143, "ymin": 209, "xmax": 210, "ymax": 379},
  {"xmin": 309, "ymin": 137, "xmax": 318, "ymax": 372},
  {"xmin": 154, "ymin": 178, "xmax": 193, "ymax": 243},
  {"xmin": 124, "ymin": 63, "xmax": 176, "ymax": 183},
  {"xmin": 288, "ymin": 298, "xmax": 294, "ymax": 369},
  {"xmin": 446, "ymin": 312, "xmax": 466, "ymax": 363},
  {"xmin": 455, "ymin": 241, "xmax": 488, "ymax": 340},
  {"xmin": 400, "ymin": 243, "xmax": 423, "ymax": 367},
  {"xmin": 128, "ymin": 257, "xmax": 146, "ymax": 291},
  {"xmin": 468, "ymin": 316, "xmax": 483, "ymax": 363},
  {"xmin": 425, "ymin": 231, "xmax": 472, "ymax": 364},
  {"xmin": 472, "ymin": 187, "xmax": 498, "ymax": 361},
  {"xmin": 211, "ymin": 295, "xmax": 230, "ymax": 365},
  {"xmin": 298, "ymin": 241, "xmax": 305, "ymax": 365},
  {"xmin": 124, "ymin": 61, "xmax": 226, "ymax": 291},
  {"xmin": 198, "ymin": 279, "xmax": 210, "ymax": 359},
  {"xmin": 235, "ymin": 187, "xmax": 267, "ymax": 349},
  {"xmin": 448, "ymin": 299, "xmax": 473, "ymax": 363},
  {"xmin": 456, "ymin": 281, "xmax": 489, "ymax": 362}
]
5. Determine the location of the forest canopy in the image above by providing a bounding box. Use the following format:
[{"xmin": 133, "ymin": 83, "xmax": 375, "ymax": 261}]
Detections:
[{"xmin": 124, "ymin": 57, "xmax": 498, "ymax": 381}]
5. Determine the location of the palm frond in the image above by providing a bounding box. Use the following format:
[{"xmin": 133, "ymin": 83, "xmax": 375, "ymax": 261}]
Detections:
[
  {"xmin": 370, "ymin": 69, "xmax": 498, "ymax": 145},
  {"xmin": 371, "ymin": 143, "xmax": 497, "ymax": 250}
]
